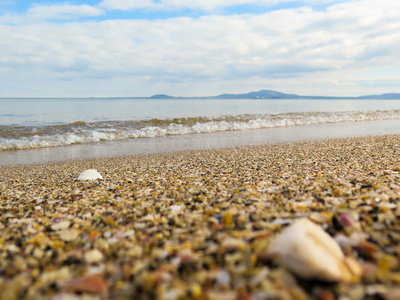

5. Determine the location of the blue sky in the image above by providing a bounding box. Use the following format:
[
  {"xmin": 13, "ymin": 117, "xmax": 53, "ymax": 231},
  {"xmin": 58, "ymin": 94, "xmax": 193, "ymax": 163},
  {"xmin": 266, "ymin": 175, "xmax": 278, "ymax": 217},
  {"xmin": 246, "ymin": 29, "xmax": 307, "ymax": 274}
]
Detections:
[
  {"xmin": 0, "ymin": 0, "xmax": 328, "ymax": 21},
  {"xmin": 0, "ymin": 0, "xmax": 400, "ymax": 97}
]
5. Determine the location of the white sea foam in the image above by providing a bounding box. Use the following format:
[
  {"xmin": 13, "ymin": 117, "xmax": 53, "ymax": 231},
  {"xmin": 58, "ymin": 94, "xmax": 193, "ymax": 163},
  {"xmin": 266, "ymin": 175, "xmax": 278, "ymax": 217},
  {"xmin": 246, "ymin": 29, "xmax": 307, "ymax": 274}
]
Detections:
[{"xmin": 1, "ymin": 110, "xmax": 400, "ymax": 151}]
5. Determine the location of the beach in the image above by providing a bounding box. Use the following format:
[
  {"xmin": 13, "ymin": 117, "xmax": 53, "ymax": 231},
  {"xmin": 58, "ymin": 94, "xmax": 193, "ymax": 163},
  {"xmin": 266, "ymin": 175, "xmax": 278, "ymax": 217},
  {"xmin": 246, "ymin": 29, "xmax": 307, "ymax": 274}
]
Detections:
[{"xmin": 1, "ymin": 134, "xmax": 400, "ymax": 299}]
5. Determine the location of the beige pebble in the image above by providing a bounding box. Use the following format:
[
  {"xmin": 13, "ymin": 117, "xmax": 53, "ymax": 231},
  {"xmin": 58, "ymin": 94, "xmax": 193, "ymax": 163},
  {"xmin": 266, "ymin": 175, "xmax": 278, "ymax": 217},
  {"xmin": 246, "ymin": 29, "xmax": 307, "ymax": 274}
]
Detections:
[
  {"xmin": 51, "ymin": 220, "xmax": 71, "ymax": 231},
  {"xmin": 84, "ymin": 249, "xmax": 104, "ymax": 264},
  {"xmin": 59, "ymin": 229, "xmax": 80, "ymax": 242}
]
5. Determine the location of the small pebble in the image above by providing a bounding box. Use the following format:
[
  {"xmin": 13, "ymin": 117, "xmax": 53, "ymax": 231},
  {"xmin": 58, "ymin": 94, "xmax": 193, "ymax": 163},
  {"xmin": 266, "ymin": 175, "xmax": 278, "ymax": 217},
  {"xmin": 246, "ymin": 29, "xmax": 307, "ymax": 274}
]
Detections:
[
  {"xmin": 84, "ymin": 249, "xmax": 104, "ymax": 264},
  {"xmin": 51, "ymin": 220, "xmax": 71, "ymax": 231},
  {"xmin": 59, "ymin": 229, "xmax": 80, "ymax": 242}
]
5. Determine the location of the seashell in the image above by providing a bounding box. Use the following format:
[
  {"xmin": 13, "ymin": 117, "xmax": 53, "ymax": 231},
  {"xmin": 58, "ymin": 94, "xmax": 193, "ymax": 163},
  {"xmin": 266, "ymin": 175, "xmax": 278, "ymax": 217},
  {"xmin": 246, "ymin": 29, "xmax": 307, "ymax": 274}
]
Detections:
[
  {"xmin": 77, "ymin": 169, "xmax": 103, "ymax": 180},
  {"xmin": 268, "ymin": 218, "xmax": 362, "ymax": 282}
]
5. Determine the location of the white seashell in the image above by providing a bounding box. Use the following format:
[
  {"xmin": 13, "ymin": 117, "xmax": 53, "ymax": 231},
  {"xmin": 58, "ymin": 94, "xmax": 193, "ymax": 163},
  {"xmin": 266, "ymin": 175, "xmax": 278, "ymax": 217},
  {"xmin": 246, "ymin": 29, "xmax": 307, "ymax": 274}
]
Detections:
[
  {"xmin": 77, "ymin": 169, "xmax": 103, "ymax": 180},
  {"xmin": 268, "ymin": 218, "xmax": 362, "ymax": 282}
]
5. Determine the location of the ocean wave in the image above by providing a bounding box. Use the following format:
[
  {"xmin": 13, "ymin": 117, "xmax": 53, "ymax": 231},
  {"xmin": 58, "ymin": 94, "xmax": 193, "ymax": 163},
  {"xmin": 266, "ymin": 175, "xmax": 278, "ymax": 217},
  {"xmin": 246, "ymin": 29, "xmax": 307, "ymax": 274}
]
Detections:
[{"xmin": 1, "ymin": 109, "xmax": 399, "ymax": 151}]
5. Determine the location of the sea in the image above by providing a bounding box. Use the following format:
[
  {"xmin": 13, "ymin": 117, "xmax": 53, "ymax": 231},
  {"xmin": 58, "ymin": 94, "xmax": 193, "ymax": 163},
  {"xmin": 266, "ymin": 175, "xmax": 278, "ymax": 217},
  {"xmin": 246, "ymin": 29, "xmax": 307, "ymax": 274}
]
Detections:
[{"xmin": 1, "ymin": 98, "xmax": 400, "ymax": 166}]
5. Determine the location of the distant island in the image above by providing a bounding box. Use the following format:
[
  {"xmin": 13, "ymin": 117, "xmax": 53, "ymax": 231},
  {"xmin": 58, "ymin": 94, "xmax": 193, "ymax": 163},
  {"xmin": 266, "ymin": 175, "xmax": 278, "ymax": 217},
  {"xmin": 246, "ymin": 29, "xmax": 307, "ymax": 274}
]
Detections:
[
  {"xmin": 148, "ymin": 89, "xmax": 400, "ymax": 100},
  {"xmin": 149, "ymin": 94, "xmax": 175, "ymax": 99}
]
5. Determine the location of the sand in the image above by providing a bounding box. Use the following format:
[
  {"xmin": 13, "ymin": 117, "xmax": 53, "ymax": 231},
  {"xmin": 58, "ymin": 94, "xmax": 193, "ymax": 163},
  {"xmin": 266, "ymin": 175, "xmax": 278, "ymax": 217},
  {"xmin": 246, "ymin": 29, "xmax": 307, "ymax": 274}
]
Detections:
[{"xmin": 1, "ymin": 135, "xmax": 400, "ymax": 299}]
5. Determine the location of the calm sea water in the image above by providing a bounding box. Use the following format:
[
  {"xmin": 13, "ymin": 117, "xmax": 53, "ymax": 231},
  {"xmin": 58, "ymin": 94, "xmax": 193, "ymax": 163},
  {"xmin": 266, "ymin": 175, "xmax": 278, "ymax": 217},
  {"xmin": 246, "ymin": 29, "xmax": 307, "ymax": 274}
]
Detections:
[{"xmin": 1, "ymin": 98, "xmax": 400, "ymax": 152}]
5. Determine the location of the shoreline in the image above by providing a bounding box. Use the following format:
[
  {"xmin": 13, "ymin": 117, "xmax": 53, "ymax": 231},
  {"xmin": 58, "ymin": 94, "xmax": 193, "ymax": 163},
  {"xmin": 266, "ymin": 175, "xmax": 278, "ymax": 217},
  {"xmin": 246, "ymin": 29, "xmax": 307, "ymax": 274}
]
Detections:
[
  {"xmin": 1, "ymin": 118, "xmax": 400, "ymax": 167},
  {"xmin": 1, "ymin": 134, "xmax": 400, "ymax": 298}
]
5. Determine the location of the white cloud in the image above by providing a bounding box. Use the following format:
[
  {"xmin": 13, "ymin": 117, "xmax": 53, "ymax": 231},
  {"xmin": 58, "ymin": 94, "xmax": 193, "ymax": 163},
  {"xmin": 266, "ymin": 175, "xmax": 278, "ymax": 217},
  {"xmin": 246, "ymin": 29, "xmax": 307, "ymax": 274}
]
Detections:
[
  {"xmin": 0, "ymin": 0, "xmax": 400, "ymax": 96},
  {"xmin": 0, "ymin": 4, "xmax": 104, "ymax": 24},
  {"xmin": 99, "ymin": 0, "xmax": 344, "ymax": 11}
]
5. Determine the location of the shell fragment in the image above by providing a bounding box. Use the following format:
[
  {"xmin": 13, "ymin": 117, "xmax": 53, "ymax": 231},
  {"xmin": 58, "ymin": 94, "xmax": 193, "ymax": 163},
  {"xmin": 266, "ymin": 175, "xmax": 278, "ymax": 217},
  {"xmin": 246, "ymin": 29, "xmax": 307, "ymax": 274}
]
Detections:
[
  {"xmin": 268, "ymin": 218, "xmax": 362, "ymax": 282},
  {"xmin": 77, "ymin": 169, "xmax": 103, "ymax": 180}
]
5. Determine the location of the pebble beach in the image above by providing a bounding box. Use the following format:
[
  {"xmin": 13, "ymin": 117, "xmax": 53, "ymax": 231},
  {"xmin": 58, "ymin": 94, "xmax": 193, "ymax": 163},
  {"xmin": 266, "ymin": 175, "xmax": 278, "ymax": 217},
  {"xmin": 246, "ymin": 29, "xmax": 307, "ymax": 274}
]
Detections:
[{"xmin": 1, "ymin": 134, "xmax": 400, "ymax": 299}]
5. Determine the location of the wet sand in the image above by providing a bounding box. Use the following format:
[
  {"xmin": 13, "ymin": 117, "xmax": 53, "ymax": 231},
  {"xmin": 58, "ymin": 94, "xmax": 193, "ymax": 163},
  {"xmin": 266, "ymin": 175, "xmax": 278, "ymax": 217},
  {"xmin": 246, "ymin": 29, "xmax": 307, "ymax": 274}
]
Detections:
[{"xmin": 1, "ymin": 135, "xmax": 400, "ymax": 299}]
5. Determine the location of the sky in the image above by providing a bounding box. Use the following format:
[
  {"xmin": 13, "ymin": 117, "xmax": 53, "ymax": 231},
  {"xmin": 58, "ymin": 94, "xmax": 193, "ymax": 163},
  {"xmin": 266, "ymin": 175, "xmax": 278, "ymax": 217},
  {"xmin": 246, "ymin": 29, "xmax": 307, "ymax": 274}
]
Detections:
[{"xmin": 0, "ymin": 0, "xmax": 400, "ymax": 97}]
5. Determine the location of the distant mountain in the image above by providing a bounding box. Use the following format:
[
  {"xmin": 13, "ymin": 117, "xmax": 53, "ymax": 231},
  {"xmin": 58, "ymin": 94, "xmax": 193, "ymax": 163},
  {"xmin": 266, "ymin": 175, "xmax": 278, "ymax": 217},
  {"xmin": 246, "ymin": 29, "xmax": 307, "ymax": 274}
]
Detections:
[
  {"xmin": 149, "ymin": 94, "xmax": 175, "ymax": 99},
  {"xmin": 357, "ymin": 93, "xmax": 400, "ymax": 100},
  {"xmin": 215, "ymin": 89, "xmax": 300, "ymax": 99},
  {"xmin": 148, "ymin": 90, "xmax": 400, "ymax": 99}
]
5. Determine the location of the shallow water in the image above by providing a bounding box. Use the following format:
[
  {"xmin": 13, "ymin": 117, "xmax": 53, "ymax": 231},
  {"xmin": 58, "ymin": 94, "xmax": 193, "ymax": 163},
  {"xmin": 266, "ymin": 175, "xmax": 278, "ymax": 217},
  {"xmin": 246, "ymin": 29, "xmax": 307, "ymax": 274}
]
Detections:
[
  {"xmin": 1, "ymin": 98, "xmax": 400, "ymax": 152},
  {"xmin": 3, "ymin": 98, "xmax": 400, "ymax": 126},
  {"xmin": 1, "ymin": 119, "xmax": 399, "ymax": 166}
]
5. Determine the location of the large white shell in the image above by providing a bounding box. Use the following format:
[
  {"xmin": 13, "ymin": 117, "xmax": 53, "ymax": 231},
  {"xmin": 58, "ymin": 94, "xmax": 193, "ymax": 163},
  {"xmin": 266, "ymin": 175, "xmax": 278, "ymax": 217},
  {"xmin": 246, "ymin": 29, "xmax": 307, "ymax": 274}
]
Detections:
[
  {"xmin": 268, "ymin": 218, "xmax": 362, "ymax": 282},
  {"xmin": 77, "ymin": 169, "xmax": 103, "ymax": 180}
]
